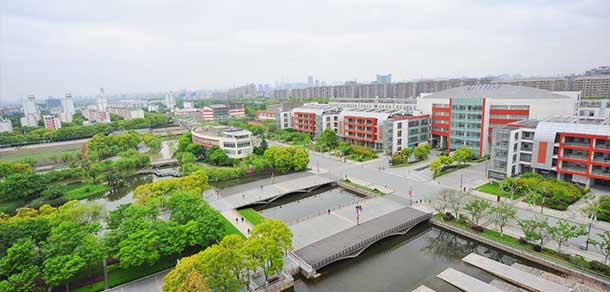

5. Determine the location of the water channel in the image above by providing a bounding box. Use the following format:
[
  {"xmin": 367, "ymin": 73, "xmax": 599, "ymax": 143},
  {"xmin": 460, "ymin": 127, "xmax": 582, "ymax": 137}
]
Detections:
[{"xmin": 292, "ymin": 224, "xmax": 546, "ymax": 292}]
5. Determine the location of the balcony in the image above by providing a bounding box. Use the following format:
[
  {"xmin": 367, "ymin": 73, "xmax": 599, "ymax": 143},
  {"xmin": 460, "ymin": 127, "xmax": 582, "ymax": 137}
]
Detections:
[
  {"xmin": 591, "ymin": 167, "xmax": 610, "ymax": 178},
  {"xmin": 593, "ymin": 153, "xmax": 610, "ymax": 164},
  {"xmin": 563, "ymin": 138, "xmax": 591, "ymax": 148},
  {"xmin": 562, "ymin": 150, "xmax": 589, "ymax": 161},
  {"xmin": 594, "ymin": 141, "xmax": 610, "ymax": 150},
  {"xmin": 561, "ymin": 162, "xmax": 587, "ymax": 174}
]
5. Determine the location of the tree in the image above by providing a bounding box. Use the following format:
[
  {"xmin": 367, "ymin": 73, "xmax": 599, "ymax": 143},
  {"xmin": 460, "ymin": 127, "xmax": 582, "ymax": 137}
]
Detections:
[
  {"xmin": 316, "ymin": 128, "xmax": 338, "ymax": 151},
  {"xmin": 251, "ymin": 219, "xmax": 293, "ymax": 253},
  {"xmin": 180, "ymin": 152, "xmax": 197, "ymax": 174},
  {"xmin": 338, "ymin": 142, "xmax": 353, "ymax": 156},
  {"xmin": 413, "ymin": 144, "xmax": 430, "ymax": 161},
  {"xmin": 0, "ymin": 239, "xmax": 41, "ymax": 278},
  {"xmin": 207, "ymin": 146, "xmax": 230, "ymax": 166},
  {"xmin": 464, "ymin": 198, "xmax": 492, "ymax": 226},
  {"xmin": 199, "ymin": 242, "xmax": 243, "ymax": 292},
  {"xmin": 117, "ymin": 229, "xmax": 161, "ymax": 269},
  {"xmin": 518, "ymin": 218, "xmax": 551, "ymax": 247},
  {"xmin": 400, "ymin": 147, "xmax": 412, "ymax": 162},
  {"xmin": 591, "ymin": 231, "xmax": 610, "ymax": 264},
  {"xmin": 43, "ymin": 255, "xmax": 86, "ymax": 292},
  {"xmin": 390, "ymin": 153, "xmax": 405, "ymax": 165},
  {"xmin": 253, "ymin": 138, "xmax": 268, "ymax": 155},
  {"xmin": 432, "ymin": 189, "xmax": 452, "ymax": 215},
  {"xmin": 549, "ymin": 220, "xmax": 587, "ymax": 251},
  {"xmin": 162, "ymin": 254, "xmax": 200, "ymax": 292},
  {"xmin": 453, "ymin": 146, "xmax": 475, "ymax": 165},
  {"xmin": 439, "ymin": 155, "xmax": 453, "ymax": 169},
  {"xmin": 499, "ymin": 177, "xmax": 522, "ymax": 200},
  {"xmin": 177, "ymin": 271, "xmax": 210, "ymax": 292},
  {"xmin": 429, "ymin": 159, "xmax": 443, "ymax": 178},
  {"xmin": 490, "ymin": 202, "xmax": 516, "ymax": 236},
  {"xmin": 447, "ymin": 190, "xmax": 467, "ymax": 219}
]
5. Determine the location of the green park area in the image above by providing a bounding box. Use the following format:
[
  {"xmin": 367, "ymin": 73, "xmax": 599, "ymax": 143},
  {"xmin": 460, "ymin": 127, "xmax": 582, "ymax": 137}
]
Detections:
[
  {"xmin": 238, "ymin": 208, "xmax": 266, "ymax": 226},
  {"xmin": 0, "ymin": 143, "xmax": 83, "ymax": 165},
  {"xmin": 476, "ymin": 173, "xmax": 588, "ymax": 210},
  {"xmin": 65, "ymin": 183, "xmax": 110, "ymax": 200}
]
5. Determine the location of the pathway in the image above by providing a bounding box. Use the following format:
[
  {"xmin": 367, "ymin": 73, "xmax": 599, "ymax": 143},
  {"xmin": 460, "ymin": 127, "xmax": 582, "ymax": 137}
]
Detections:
[{"xmin": 222, "ymin": 209, "xmax": 254, "ymax": 238}]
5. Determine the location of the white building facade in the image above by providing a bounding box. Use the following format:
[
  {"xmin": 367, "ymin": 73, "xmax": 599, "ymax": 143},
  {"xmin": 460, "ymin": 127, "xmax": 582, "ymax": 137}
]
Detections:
[{"xmin": 191, "ymin": 126, "xmax": 254, "ymax": 159}]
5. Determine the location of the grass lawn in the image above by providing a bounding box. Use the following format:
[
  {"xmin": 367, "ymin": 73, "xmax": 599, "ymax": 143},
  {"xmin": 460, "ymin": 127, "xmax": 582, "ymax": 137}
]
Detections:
[
  {"xmin": 72, "ymin": 256, "xmax": 179, "ymax": 292},
  {"xmin": 475, "ymin": 182, "xmax": 515, "ymax": 198},
  {"xmin": 347, "ymin": 154, "xmax": 376, "ymax": 162},
  {"xmin": 0, "ymin": 199, "xmax": 25, "ymax": 214},
  {"xmin": 436, "ymin": 215, "xmax": 610, "ymax": 278},
  {"xmin": 219, "ymin": 214, "xmax": 246, "ymax": 239},
  {"xmin": 65, "ymin": 183, "xmax": 111, "ymax": 200},
  {"xmin": 341, "ymin": 179, "xmax": 386, "ymax": 196},
  {"xmin": 238, "ymin": 208, "xmax": 266, "ymax": 226},
  {"xmin": 0, "ymin": 144, "xmax": 83, "ymax": 164}
]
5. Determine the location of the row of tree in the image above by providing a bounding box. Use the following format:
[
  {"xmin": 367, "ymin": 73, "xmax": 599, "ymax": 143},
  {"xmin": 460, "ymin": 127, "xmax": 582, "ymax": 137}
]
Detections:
[
  {"xmin": 434, "ymin": 189, "xmax": 610, "ymax": 264},
  {"xmin": 163, "ymin": 219, "xmax": 293, "ymax": 292},
  {"xmin": 0, "ymin": 112, "xmax": 169, "ymax": 146},
  {"xmin": 429, "ymin": 146, "xmax": 475, "ymax": 178},
  {"xmin": 390, "ymin": 144, "xmax": 432, "ymax": 165}
]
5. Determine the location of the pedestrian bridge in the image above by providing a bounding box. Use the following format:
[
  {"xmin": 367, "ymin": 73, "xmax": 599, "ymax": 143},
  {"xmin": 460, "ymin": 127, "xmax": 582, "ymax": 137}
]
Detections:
[
  {"xmin": 214, "ymin": 175, "xmax": 336, "ymax": 211},
  {"xmin": 136, "ymin": 168, "xmax": 181, "ymax": 177},
  {"xmin": 291, "ymin": 207, "xmax": 432, "ymax": 278},
  {"xmin": 150, "ymin": 158, "xmax": 179, "ymax": 168}
]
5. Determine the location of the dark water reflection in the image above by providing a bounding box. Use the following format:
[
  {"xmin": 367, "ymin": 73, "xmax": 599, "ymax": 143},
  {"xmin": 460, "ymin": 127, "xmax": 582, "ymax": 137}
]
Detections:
[{"xmin": 293, "ymin": 224, "xmax": 545, "ymax": 292}]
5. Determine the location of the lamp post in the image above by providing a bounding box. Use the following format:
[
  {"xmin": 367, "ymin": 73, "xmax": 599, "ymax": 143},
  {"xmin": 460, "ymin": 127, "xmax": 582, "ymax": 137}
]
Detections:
[
  {"xmin": 585, "ymin": 211, "xmax": 597, "ymax": 251},
  {"xmin": 409, "ymin": 185, "xmax": 413, "ymax": 206}
]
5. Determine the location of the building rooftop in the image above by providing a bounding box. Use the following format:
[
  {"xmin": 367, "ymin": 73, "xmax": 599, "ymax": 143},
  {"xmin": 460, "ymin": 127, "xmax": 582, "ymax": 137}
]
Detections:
[
  {"xmin": 421, "ymin": 84, "xmax": 573, "ymax": 100},
  {"xmin": 192, "ymin": 125, "xmax": 252, "ymax": 138},
  {"xmin": 292, "ymin": 103, "xmax": 335, "ymax": 115},
  {"xmin": 543, "ymin": 116, "xmax": 610, "ymax": 125},
  {"xmin": 507, "ymin": 119, "xmax": 540, "ymax": 129},
  {"xmin": 207, "ymin": 104, "xmax": 228, "ymax": 109}
]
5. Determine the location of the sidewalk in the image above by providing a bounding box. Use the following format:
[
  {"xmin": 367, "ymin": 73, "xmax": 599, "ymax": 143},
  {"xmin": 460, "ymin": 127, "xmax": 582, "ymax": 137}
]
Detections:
[{"xmin": 222, "ymin": 209, "xmax": 254, "ymax": 238}]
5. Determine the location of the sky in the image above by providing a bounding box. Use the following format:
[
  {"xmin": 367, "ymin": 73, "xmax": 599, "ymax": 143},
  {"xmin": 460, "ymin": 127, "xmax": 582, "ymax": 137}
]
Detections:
[{"xmin": 1, "ymin": 0, "xmax": 608, "ymax": 102}]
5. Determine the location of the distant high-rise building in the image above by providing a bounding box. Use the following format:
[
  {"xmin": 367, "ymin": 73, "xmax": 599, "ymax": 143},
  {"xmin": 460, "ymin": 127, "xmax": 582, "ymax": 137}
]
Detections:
[
  {"xmin": 585, "ymin": 66, "xmax": 610, "ymax": 76},
  {"xmin": 315, "ymin": 80, "xmax": 320, "ymax": 87},
  {"xmin": 62, "ymin": 93, "xmax": 75, "ymax": 116},
  {"xmin": 43, "ymin": 115, "xmax": 62, "ymax": 130},
  {"xmin": 96, "ymin": 88, "xmax": 108, "ymax": 112},
  {"xmin": 307, "ymin": 76, "xmax": 314, "ymax": 87},
  {"xmin": 0, "ymin": 119, "xmax": 13, "ymax": 133},
  {"xmin": 23, "ymin": 95, "xmax": 37, "ymax": 117},
  {"xmin": 165, "ymin": 91, "xmax": 175, "ymax": 111},
  {"xmin": 376, "ymin": 74, "xmax": 392, "ymax": 84}
]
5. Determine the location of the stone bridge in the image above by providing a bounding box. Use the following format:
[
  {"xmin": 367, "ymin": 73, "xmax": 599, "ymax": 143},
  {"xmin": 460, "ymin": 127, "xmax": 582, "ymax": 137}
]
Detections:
[
  {"xmin": 150, "ymin": 158, "xmax": 179, "ymax": 168},
  {"xmin": 291, "ymin": 207, "xmax": 432, "ymax": 278},
  {"xmin": 136, "ymin": 168, "xmax": 181, "ymax": 177}
]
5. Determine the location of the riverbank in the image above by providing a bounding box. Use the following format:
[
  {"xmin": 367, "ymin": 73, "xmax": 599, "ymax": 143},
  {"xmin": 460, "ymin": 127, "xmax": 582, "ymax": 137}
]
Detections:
[{"xmin": 430, "ymin": 218, "xmax": 610, "ymax": 291}]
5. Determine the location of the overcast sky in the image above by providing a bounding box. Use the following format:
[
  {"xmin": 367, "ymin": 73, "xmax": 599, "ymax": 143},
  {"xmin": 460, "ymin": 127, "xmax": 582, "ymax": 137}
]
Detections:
[{"xmin": 1, "ymin": 0, "xmax": 608, "ymax": 102}]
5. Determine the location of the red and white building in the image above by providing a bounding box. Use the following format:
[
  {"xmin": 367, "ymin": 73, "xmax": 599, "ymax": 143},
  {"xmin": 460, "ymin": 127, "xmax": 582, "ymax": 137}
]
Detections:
[
  {"xmin": 200, "ymin": 103, "xmax": 245, "ymax": 121},
  {"xmin": 338, "ymin": 109, "xmax": 430, "ymax": 153},
  {"xmin": 488, "ymin": 117, "xmax": 610, "ymax": 190},
  {"xmin": 417, "ymin": 85, "xmax": 579, "ymax": 158},
  {"xmin": 43, "ymin": 115, "xmax": 62, "ymax": 130},
  {"xmin": 290, "ymin": 103, "xmax": 340, "ymax": 137}
]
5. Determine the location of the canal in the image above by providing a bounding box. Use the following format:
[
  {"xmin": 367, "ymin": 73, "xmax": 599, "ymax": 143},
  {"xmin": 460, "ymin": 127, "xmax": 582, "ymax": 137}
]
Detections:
[{"xmin": 292, "ymin": 223, "xmax": 545, "ymax": 292}]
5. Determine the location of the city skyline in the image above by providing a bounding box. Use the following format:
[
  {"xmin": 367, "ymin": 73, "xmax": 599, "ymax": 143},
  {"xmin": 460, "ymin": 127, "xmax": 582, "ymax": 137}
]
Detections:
[{"xmin": 1, "ymin": 0, "xmax": 609, "ymax": 101}]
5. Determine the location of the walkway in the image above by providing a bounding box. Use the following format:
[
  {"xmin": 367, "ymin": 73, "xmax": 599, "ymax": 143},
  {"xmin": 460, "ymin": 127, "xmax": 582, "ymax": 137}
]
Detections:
[
  {"xmin": 437, "ymin": 268, "xmax": 504, "ymax": 292},
  {"xmin": 292, "ymin": 207, "xmax": 431, "ymax": 277},
  {"xmin": 210, "ymin": 175, "xmax": 335, "ymax": 211},
  {"xmin": 462, "ymin": 253, "xmax": 572, "ymax": 292},
  {"xmin": 222, "ymin": 209, "xmax": 254, "ymax": 238}
]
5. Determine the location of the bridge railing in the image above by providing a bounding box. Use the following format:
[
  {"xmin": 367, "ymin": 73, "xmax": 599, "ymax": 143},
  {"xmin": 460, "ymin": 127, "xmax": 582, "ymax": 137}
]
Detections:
[{"xmin": 313, "ymin": 213, "xmax": 432, "ymax": 269}]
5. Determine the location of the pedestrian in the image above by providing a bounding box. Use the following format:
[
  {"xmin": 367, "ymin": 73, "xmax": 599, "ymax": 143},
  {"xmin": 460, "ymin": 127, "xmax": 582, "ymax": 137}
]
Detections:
[
  {"xmin": 242, "ymin": 194, "xmax": 245, "ymax": 199},
  {"xmin": 261, "ymin": 185, "xmax": 263, "ymax": 190},
  {"xmin": 241, "ymin": 217, "xmax": 244, "ymax": 222},
  {"xmin": 235, "ymin": 218, "xmax": 238, "ymax": 223},
  {"xmin": 328, "ymin": 209, "xmax": 331, "ymax": 215},
  {"xmin": 247, "ymin": 228, "xmax": 250, "ymax": 234}
]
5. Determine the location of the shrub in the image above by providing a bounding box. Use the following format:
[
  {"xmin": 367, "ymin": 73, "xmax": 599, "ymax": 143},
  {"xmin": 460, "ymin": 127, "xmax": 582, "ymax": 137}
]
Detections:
[
  {"xmin": 443, "ymin": 212, "xmax": 455, "ymax": 221},
  {"xmin": 590, "ymin": 261, "xmax": 610, "ymax": 276},
  {"xmin": 518, "ymin": 237, "xmax": 527, "ymax": 245},
  {"xmin": 532, "ymin": 244, "xmax": 542, "ymax": 252},
  {"xmin": 471, "ymin": 225, "xmax": 484, "ymax": 232}
]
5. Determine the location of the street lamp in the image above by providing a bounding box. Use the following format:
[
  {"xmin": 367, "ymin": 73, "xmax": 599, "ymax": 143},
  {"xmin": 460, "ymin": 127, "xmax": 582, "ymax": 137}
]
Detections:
[{"xmin": 585, "ymin": 210, "xmax": 597, "ymax": 251}]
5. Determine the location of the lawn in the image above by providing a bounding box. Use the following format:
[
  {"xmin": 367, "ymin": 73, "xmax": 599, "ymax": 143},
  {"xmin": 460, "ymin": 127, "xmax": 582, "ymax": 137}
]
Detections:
[
  {"xmin": 238, "ymin": 208, "xmax": 266, "ymax": 226},
  {"xmin": 0, "ymin": 144, "xmax": 83, "ymax": 164},
  {"xmin": 476, "ymin": 182, "xmax": 513, "ymax": 198},
  {"xmin": 341, "ymin": 179, "xmax": 386, "ymax": 196},
  {"xmin": 65, "ymin": 183, "xmax": 111, "ymax": 200},
  {"xmin": 72, "ymin": 256, "xmax": 179, "ymax": 292},
  {"xmin": 347, "ymin": 154, "xmax": 376, "ymax": 162},
  {"xmin": 436, "ymin": 215, "xmax": 610, "ymax": 278},
  {"xmin": 219, "ymin": 214, "xmax": 246, "ymax": 239}
]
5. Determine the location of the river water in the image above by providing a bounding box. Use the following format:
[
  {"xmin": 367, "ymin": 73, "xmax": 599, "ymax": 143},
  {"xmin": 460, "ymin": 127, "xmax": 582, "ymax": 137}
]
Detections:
[{"xmin": 293, "ymin": 224, "xmax": 542, "ymax": 292}]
